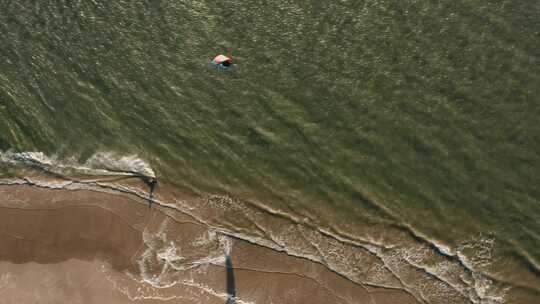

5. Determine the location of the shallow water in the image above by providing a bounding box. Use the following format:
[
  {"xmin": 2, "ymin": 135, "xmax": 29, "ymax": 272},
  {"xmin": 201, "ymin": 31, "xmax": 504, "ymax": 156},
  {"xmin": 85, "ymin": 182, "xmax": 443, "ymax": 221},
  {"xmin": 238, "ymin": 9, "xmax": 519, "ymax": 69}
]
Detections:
[{"xmin": 1, "ymin": 1, "xmax": 539, "ymax": 302}]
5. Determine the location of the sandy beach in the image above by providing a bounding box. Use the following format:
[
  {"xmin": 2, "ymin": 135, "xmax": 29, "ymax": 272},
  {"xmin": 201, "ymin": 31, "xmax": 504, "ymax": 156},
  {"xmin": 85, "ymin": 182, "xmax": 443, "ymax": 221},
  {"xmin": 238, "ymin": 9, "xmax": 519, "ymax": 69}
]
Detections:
[{"xmin": 0, "ymin": 180, "xmax": 419, "ymax": 304}]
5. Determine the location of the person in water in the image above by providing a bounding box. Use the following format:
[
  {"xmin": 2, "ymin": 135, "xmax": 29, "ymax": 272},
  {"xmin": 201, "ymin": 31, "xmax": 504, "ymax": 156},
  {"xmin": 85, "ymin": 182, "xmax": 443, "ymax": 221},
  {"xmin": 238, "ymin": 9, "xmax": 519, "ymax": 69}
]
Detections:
[{"xmin": 212, "ymin": 54, "xmax": 233, "ymax": 69}]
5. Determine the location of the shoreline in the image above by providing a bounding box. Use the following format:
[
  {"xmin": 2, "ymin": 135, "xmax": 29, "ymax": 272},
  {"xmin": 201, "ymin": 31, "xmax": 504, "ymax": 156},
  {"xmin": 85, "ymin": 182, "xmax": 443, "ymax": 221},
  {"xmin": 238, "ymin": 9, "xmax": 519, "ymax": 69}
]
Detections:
[
  {"xmin": 1, "ymin": 173, "xmax": 539, "ymax": 303},
  {"xmin": 1, "ymin": 171, "xmax": 539, "ymax": 303},
  {"xmin": 0, "ymin": 179, "xmax": 421, "ymax": 304}
]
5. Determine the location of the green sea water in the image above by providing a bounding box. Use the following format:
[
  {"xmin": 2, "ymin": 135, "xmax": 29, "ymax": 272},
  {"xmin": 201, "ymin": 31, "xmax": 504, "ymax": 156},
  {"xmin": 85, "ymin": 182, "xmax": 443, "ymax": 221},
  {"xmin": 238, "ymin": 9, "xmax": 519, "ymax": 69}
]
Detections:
[{"xmin": 1, "ymin": 1, "xmax": 539, "ymax": 301}]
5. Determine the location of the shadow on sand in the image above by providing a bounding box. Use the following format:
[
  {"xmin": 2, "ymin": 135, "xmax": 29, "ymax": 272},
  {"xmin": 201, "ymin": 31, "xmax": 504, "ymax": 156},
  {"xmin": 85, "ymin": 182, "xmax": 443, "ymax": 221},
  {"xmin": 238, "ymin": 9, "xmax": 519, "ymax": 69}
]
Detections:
[
  {"xmin": 225, "ymin": 255, "xmax": 236, "ymax": 304},
  {"xmin": 146, "ymin": 177, "xmax": 157, "ymax": 207}
]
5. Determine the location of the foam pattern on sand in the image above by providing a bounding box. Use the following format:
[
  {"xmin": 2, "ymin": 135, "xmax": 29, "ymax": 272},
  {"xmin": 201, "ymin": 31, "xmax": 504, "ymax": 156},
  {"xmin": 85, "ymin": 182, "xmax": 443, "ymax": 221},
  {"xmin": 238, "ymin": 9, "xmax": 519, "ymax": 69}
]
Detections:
[
  {"xmin": 0, "ymin": 174, "xmax": 511, "ymax": 303},
  {"xmin": 0, "ymin": 153, "xmax": 516, "ymax": 303},
  {"xmin": 174, "ymin": 194, "xmax": 511, "ymax": 304}
]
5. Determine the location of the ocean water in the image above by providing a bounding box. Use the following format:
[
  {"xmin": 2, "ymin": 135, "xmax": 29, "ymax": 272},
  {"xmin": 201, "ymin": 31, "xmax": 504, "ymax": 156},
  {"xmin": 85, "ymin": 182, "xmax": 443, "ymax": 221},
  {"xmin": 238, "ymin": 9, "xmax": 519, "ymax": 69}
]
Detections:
[{"xmin": 1, "ymin": 1, "xmax": 539, "ymax": 303}]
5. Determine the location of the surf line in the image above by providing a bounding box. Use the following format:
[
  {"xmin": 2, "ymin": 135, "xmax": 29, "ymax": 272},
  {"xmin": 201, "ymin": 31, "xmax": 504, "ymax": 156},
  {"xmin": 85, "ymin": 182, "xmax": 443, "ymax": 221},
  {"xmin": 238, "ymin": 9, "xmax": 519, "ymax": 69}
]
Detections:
[
  {"xmin": 9, "ymin": 158, "xmax": 159, "ymax": 208},
  {"xmin": 82, "ymin": 167, "xmax": 159, "ymax": 208},
  {"xmin": 73, "ymin": 168, "xmax": 159, "ymax": 208}
]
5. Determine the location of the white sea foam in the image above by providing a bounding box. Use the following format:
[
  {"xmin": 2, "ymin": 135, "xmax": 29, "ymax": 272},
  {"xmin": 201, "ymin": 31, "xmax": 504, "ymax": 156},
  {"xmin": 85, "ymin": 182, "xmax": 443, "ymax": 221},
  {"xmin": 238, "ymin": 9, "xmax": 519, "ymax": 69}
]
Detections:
[
  {"xmin": 137, "ymin": 218, "xmax": 230, "ymax": 290},
  {"xmin": 0, "ymin": 159, "xmax": 512, "ymax": 303},
  {"xmin": 156, "ymin": 242, "xmax": 185, "ymax": 265},
  {"xmin": 0, "ymin": 151, "xmax": 51, "ymax": 167},
  {"xmin": 471, "ymin": 273, "xmax": 509, "ymax": 304},
  {"xmin": 100, "ymin": 264, "xmax": 195, "ymax": 302},
  {"xmin": 193, "ymin": 196, "xmax": 513, "ymax": 304},
  {"xmin": 0, "ymin": 150, "xmax": 155, "ymax": 179},
  {"xmin": 85, "ymin": 152, "xmax": 156, "ymax": 178},
  {"xmin": 0, "ymin": 177, "xmax": 73, "ymax": 190}
]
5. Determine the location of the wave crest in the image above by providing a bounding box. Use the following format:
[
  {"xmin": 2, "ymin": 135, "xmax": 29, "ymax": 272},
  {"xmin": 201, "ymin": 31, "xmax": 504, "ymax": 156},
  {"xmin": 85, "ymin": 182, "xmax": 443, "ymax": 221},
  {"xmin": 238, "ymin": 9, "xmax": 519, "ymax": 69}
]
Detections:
[{"xmin": 0, "ymin": 150, "xmax": 155, "ymax": 179}]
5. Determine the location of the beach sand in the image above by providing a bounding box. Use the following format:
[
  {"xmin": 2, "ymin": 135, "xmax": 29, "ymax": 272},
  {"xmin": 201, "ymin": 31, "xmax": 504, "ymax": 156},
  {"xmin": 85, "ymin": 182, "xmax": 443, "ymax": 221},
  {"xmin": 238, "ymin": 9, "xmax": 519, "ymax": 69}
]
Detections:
[{"xmin": 0, "ymin": 182, "xmax": 419, "ymax": 304}]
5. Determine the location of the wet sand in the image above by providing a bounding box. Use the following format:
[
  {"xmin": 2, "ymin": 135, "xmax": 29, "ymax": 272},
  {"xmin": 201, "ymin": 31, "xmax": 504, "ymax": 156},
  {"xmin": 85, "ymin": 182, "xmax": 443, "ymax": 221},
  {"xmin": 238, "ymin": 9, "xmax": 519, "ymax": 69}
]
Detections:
[{"xmin": 0, "ymin": 181, "xmax": 420, "ymax": 304}]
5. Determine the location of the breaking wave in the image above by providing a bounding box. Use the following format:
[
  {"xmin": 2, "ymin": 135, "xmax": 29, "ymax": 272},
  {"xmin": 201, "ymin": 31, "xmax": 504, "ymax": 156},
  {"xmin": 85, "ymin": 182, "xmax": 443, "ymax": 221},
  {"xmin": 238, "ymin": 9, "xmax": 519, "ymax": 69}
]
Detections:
[{"xmin": 0, "ymin": 151, "xmax": 156, "ymax": 179}]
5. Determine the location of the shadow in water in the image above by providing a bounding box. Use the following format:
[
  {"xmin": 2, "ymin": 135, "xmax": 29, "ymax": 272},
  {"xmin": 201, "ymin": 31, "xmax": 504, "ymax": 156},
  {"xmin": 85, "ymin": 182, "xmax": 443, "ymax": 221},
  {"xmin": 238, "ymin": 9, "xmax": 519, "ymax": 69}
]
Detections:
[{"xmin": 225, "ymin": 255, "xmax": 236, "ymax": 304}]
